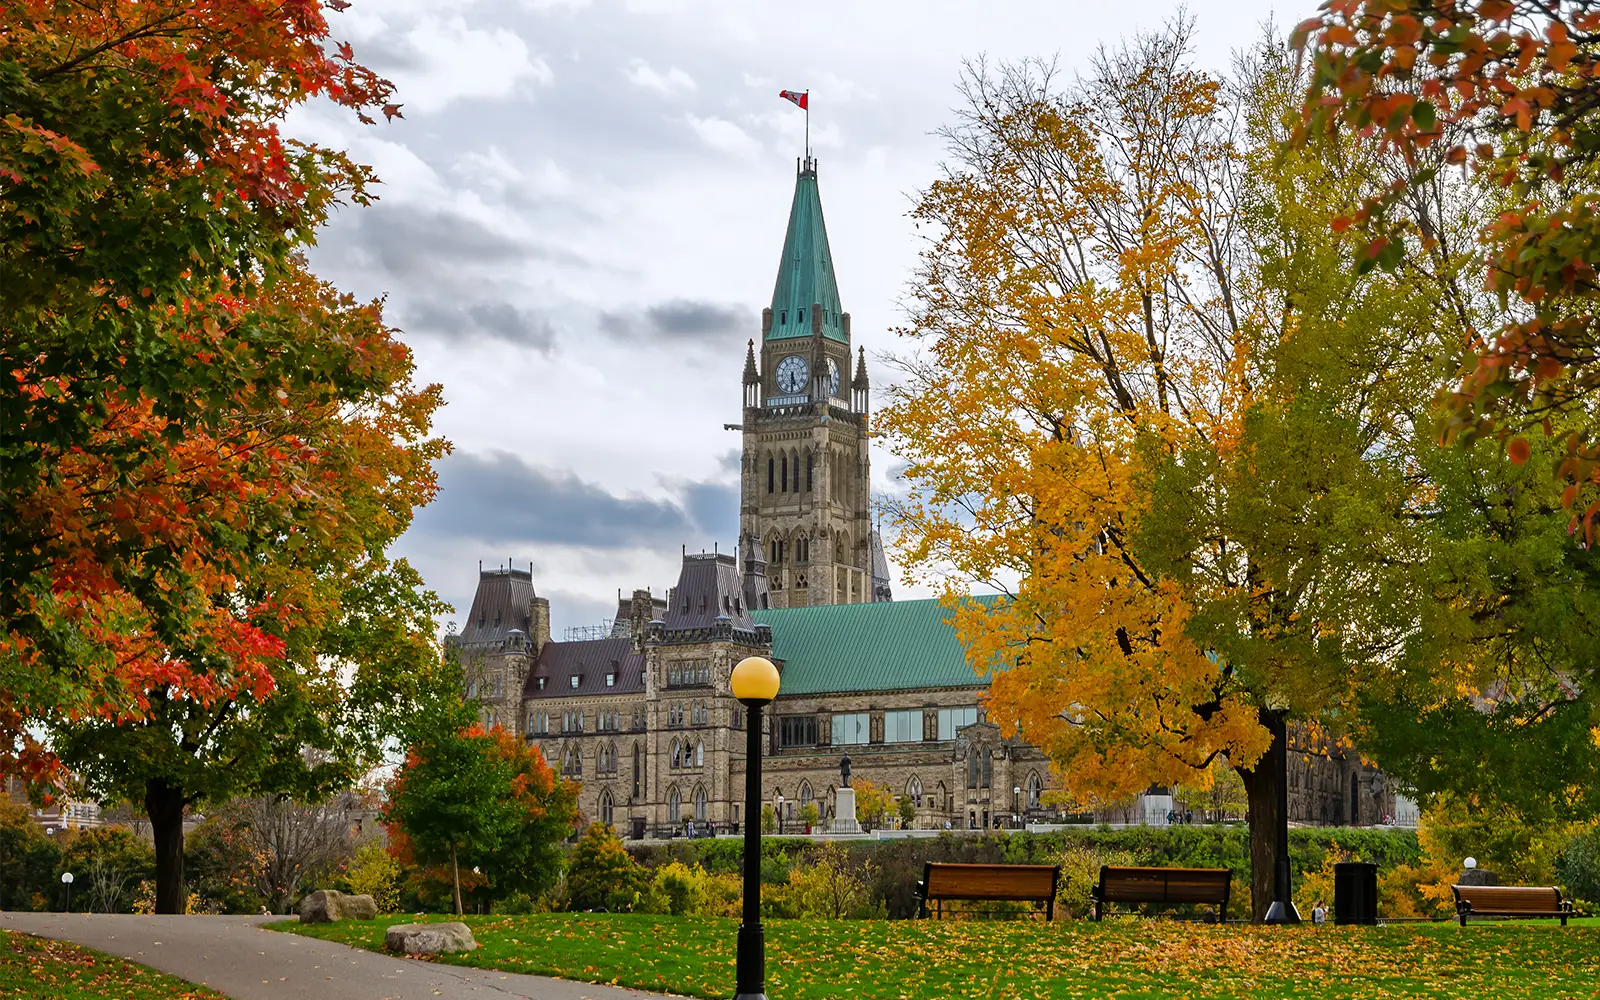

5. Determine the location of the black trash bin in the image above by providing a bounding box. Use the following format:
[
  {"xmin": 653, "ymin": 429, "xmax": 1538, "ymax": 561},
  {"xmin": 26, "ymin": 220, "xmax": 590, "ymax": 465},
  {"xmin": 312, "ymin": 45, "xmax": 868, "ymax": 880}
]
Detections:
[{"xmin": 1333, "ymin": 862, "xmax": 1378, "ymax": 925}]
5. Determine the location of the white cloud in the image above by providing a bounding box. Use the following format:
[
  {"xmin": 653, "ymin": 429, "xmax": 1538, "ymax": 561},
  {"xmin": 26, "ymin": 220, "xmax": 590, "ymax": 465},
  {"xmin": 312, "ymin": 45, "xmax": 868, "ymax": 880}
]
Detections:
[
  {"xmin": 391, "ymin": 15, "xmax": 552, "ymax": 114},
  {"xmin": 625, "ymin": 59, "xmax": 696, "ymax": 95},
  {"xmin": 684, "ymin": 114, "xmax": 760, "ymax": 159}
]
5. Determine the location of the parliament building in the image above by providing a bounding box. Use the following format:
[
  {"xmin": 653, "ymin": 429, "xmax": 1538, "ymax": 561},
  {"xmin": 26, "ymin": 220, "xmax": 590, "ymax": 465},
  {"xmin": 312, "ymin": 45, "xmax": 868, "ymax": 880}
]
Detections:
[{"xmin": 449, "ymin": 158, "xmax": 1393, "ymax": 837}]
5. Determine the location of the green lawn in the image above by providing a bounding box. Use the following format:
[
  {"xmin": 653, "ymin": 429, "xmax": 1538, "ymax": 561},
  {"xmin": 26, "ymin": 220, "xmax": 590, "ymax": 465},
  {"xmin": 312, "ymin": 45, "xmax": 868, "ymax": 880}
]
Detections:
[
  {"xmin": 0, "ymin": 930, "xmax": 223, "ymax": 1000},
  {"xmin": 274, "ymin": 912, "xmax": 1600, "ymax": 999}
]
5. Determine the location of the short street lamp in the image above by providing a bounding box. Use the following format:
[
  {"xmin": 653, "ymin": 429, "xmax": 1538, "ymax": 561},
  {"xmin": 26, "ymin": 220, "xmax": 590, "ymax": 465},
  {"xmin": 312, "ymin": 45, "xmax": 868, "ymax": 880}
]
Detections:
[
  {"xmin": 775, "ymin": 795, "xmax": 784, "ymax": 836},
  {"xmin": 730, "ymin": 655, "xmax": 780, "ymax": 1000},
  {"xmin": 61, "ymin": 871, "xmax": 73, "ymax": 912},
  {"xmin": 1013, "ymin": 786, "xmax": 1022, "ymax": 827}
]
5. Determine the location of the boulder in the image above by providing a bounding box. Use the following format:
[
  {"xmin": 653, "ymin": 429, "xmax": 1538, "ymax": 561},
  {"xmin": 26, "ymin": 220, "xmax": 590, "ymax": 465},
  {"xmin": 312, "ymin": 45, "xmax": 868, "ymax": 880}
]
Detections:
[
  {"xmin": 384, "ymin": 921, "xmax": 477, "ymax": 955},
  {"xmin": 298, "ymin": 889, "xmax": 379, "ymax": 923}
]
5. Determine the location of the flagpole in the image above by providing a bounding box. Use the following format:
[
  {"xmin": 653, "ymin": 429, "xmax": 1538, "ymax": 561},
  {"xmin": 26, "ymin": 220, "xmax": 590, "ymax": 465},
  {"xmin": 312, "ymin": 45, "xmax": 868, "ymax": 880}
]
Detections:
[{"xmin": 805, "ymin": 90, "xmax": 810, "ymax": 160}]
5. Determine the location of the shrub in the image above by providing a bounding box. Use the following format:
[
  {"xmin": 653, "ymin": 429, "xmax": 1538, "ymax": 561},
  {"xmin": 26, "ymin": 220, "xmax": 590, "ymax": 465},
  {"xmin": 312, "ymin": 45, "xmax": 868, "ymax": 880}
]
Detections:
[
  {"xmin": 58, "ymin": 826, "xmax": 153, "ymax": 913},
  {"xmin": 639, "ymin": 861, "xmax": 740, "ymax": 917},
  {"xmin": 492, "ymin": 890, "xmax": 536, "ymax": 914},
  {"xmin": 800, "ymin": 802, "xmax": 821, "ymax": 831},
  {"xmin": 567, "ymin": 823, "xmax": 647, "ymax": 912},
  {"xmin": 787, "ymin": 843, "xmax": 877, "ymax": 920},
  {"xmin": 0, "ymin": 802, "xmax": 62, "ymax": 911},
  {"xmin": 760, "ymin": 805, "xmax": 776, "ymax": 834},
  {"xmin": 1556, "ymin": 825, "xmax": 1600, "ymax": 911},
  {"xmin": 345, "ymin": 842, "xmax": 401, "ymax": 914},
  {"xmin": 1052, "ymin": 843, "xmax": 1137, "ymax": 920},
  {"xmin": 185, "ymin": 816, "xmax": 266, "ymax": 914}
]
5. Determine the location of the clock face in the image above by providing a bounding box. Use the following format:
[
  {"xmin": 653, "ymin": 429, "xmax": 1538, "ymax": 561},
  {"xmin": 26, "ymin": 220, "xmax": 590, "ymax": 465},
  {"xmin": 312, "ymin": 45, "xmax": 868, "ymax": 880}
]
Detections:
[
  {"xmin": 775, "ymin": 355, "xmax": 809, "ymax": 394},
  {"xmin": 825, "ymin": 357, "xmax": 841, "ymax": 398}
]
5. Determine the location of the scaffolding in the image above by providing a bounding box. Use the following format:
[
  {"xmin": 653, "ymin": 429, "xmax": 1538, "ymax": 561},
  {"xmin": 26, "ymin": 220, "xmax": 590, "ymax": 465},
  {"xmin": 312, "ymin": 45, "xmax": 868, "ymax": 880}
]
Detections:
[{"xmin": 563, "ymin": 620, "xmax": 617, "ymax": 643}]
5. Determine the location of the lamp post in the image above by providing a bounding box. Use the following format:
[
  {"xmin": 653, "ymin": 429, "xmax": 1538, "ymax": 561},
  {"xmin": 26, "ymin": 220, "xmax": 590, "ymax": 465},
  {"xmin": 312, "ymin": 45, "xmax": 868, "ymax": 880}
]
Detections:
[
  {"xmin": 730, "ymin": 655, "xmax": 780, "ymax": 1000},
  {"xmin": 775, "ymin": 795, "xmax": 784, "ymax": 836},
  {"xmin": 1013, "ymin": 786, "xmax": 1022, "ymax": 827},
  {"xmin": 61, "ymin": 871, "xmax": 73, "ymax": 912},
  {"xmin": 1262, "ymin": 713, "xmax": 1302, "ymax": 925}
]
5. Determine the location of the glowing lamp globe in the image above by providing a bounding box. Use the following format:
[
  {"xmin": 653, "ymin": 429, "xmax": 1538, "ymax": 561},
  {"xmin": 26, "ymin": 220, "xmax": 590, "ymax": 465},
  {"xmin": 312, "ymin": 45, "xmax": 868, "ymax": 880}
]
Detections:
[
  {"xmin": 1464, "ymin": 857, "xmax": 1477, "ymax": 870},
  {"xmin": 730, "ymin": 656, "xmax": 780, "ymax": 703}
]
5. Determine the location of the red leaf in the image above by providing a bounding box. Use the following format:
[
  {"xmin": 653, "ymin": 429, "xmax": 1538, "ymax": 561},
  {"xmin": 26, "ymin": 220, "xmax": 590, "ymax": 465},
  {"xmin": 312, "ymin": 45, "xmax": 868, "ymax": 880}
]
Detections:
[
  {"xmin": 1507, "ymin": 437, "xmax": 1532, "ymax": 465},
  {"xmin": 382, "ymin": 103, "xmax": 404, "ymax": 120}
]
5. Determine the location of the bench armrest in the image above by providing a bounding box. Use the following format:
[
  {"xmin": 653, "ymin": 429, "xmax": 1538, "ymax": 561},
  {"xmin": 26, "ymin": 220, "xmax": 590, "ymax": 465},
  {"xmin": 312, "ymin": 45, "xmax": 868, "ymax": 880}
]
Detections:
[{"xmin": 914, "ymin": 880, "xmax": 927, "ymax": 899}]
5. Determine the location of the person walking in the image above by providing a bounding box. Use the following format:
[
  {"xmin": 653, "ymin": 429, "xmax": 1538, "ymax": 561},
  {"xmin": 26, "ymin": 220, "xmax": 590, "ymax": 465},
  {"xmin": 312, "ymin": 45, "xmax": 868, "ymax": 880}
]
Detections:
[{"xmin": 1311, "ymin": 900, "xmax": 1328, "ymax": 925}]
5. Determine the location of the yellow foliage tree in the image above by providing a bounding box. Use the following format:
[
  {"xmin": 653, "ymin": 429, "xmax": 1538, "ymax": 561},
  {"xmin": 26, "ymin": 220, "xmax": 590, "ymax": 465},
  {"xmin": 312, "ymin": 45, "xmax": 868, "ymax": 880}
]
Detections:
[{"xmin": 880, "ymin": 24, "xmax": 1462, "ymax": 918}]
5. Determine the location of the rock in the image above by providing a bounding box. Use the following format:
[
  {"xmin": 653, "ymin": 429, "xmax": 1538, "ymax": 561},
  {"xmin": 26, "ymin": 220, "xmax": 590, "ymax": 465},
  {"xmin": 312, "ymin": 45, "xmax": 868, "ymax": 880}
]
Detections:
[
  {"xmin": 384, "ymin": 921, "xmax": 477, "ymax": 955},
  {"xmin": 298, "ymin": 889, "xmax": 379, "ymax": 923}
]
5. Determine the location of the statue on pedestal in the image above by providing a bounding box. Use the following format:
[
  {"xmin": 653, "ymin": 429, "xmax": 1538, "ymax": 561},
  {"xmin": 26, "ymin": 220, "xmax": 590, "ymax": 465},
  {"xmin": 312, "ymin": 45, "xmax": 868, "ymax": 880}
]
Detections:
[{"xmin": 840, "ymin": 753, "xmax": 852, "ymax": 788}]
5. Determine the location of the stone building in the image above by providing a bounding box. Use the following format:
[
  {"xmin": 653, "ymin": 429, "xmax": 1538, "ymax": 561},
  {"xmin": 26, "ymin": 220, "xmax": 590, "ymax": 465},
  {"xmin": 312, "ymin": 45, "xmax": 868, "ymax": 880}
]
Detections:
[{"xmin": 448, "ymin": 155, "xmax": 1389, "ymax": 836}]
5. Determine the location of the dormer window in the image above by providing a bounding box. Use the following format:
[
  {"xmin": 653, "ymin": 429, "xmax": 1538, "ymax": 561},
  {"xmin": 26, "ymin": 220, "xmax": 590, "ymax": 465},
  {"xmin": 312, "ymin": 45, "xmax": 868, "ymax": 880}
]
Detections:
[
  {"xmin": 570, "ymin": 675, "xmax": 580, "ymax": 689},
  {"xmin": 537, "ymin": 677, "xmax": 546, "ymax": 690},
  {"xmin": 798, "ymin": 309, "xmax": 805, "ymax": 323},
  {"xmin": 780, "ymin": 310, "xmax": 786, "ymax": 323},
  {"xmin": 606, "ymin": 673, "xmax": 615, "ymax": 687}
]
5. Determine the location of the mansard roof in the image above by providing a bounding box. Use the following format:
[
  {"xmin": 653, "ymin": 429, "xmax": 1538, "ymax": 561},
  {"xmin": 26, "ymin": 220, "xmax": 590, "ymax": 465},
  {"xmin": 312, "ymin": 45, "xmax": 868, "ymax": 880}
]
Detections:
[
  {"xmin": 751, "ymin": 596, "xmax": 999, "ymax": 697},
  {"xmin": 525, "ymin": 637, "xmax": 644, "ymax": 699},
  {"xmin": 456, "ymin": 567, "xmax": 534, "ymax": 648},
  {"xmin": 663, "ymin": 552, "xmax": 756, "ymax": 630},
  {"xmin": 767, "ymin": 158, "xmax": 846, "ymax": 344}
]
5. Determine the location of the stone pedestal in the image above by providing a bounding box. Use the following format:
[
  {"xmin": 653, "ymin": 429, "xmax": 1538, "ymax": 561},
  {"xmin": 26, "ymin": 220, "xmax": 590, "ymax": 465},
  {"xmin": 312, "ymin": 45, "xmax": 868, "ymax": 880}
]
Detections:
[{"xmin": 831, "ymin": 787, "xmax": 861, "ymax": 834}]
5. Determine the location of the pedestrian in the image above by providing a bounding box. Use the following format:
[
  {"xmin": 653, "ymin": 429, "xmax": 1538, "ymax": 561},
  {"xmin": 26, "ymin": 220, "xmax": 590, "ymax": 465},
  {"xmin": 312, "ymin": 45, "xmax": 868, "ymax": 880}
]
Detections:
[{"xmin": 1311, "ymin": 899, "xmax": 1328, "ymax": 925}]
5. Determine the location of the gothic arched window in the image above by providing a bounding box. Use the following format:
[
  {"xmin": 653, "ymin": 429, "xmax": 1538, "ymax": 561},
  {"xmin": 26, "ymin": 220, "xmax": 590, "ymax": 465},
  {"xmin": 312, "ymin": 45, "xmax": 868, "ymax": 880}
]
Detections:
[
  {"xmin": 767, "ymin": 457, "xmax": 774, "ymax": 494},
  {"xmin": 599, "ymin": 788, "xmax": 614, "ymax": 828},
  {"xmin": 907, "ymin": 775, "xmax": 923, "ymax": 807},
  {"xmin": 671, "ymin": 740, "xmax": 681, "ymax": 769},
  {"xmin": 694, "ymin": 785, "xmax": 708, "ymax": 822},
  {"xmin": 632, "ymin": 744, "xmax": 642, "ymax": 799},
  {"xmin": 668, "ymin": 785, "xmax": 682, "ymax": 821},
  {"xmin": 1026, "ymin": 771, "xmax": 1043, "ymax": 809},
  {"xmin": 695, "ymin": 742, "xmax": 704, "ymax": 767},
  {"xmin": 806, "ymin": 452, "xmax": 814, "ymax": 492},
  {"xmin": 781, "ymin": 455, "xmax": 788, "ymax": 492}
]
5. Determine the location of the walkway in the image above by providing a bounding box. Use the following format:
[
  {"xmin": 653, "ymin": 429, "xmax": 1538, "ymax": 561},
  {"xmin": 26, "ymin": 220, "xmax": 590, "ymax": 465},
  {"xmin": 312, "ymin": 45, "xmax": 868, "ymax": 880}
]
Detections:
[{"xmin": 0, "ymin": 912, "xmax": 678, "ymax": 1000}]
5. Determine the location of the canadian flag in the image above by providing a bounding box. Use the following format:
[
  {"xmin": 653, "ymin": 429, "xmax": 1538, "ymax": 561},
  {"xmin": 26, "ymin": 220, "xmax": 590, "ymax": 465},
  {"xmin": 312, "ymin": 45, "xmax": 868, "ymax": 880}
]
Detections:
[{"xmin": 779, "ymin": 90, "xmax": 808, "ymax": 110}]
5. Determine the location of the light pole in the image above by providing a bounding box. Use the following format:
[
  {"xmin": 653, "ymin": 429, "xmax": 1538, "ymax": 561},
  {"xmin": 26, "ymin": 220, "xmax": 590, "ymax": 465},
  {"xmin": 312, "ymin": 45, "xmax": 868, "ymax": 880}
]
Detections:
[
  {"xmin": 61, "ymin": 871, "xmax": 73, "ymax": 912},
  {"xmin": 775, "ymin": 795, "xmax": 784, "ymax": 837},
  {"xmin": 730, "ymin": 655, "xmax": 780, "ymax": 1000},
  {"xmin": 1262, "ymin": 713, "xmax": 1302, "ymax": 925},
  {"xmin": 1013, "ymin": 786, "xmax": 1022, "ymax": 827}
]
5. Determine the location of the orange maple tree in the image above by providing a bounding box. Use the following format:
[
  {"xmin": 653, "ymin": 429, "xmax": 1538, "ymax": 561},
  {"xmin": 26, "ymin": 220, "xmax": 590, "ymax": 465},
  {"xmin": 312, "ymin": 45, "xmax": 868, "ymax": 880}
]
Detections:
[
  {"xmin": 1298, "ymin": 0, "xmax": 1600, "ymax": 530},
  {"xmin": 2, "ymin": 1, "xmax": 449, "ymax": 913}
]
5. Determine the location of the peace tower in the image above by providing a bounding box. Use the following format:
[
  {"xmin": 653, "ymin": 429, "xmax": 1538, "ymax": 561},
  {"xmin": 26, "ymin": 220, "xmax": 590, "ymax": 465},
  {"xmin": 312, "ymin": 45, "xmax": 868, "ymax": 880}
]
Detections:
[{"xmin": 737, "ymin": 156, "xmax": 891, "ymax": 610}]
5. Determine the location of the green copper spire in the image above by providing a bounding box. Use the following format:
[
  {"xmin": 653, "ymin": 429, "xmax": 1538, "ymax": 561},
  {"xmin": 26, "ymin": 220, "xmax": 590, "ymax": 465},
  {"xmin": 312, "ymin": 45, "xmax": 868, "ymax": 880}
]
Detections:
[{"xmin": 767, "ymin": 157, "xmax": 846, "ymax": 343}]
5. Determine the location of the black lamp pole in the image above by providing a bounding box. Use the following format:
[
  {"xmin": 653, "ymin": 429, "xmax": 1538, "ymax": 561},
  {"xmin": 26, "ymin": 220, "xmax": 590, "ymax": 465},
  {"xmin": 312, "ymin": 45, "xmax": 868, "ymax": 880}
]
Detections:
[
  {"xmin": 735, "ymin": 695, "xmax": 769, "ymax": 1000},
  {"xmin": 1262, "ymin": 713, "xmax": 1302, "ymax": 925}
]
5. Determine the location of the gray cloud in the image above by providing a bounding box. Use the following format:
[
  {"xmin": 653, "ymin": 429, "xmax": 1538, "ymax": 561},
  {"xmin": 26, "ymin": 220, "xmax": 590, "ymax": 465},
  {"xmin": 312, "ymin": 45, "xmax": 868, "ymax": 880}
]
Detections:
[
  {"xmin": 599, "ymin": 298, "xmax": 752, "ymax": 345},
  {"xmin": 403, "ymin": 298, "xmax": 559, "ymax": 352},
  {"xmin": 410, "ymin": 450, "xmax": 737, "ymax": 550}
]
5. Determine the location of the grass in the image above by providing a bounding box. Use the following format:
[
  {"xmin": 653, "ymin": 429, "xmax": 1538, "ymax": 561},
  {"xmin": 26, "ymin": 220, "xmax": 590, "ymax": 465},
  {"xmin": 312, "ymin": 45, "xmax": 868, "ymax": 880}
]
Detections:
[
  {"xmin": 274, "ymin": 911, "xmax": 1600, "ymax": 999},
  {"xmin": 0, "ymin": 930, "xmax": 223, "ymax": 1000}
]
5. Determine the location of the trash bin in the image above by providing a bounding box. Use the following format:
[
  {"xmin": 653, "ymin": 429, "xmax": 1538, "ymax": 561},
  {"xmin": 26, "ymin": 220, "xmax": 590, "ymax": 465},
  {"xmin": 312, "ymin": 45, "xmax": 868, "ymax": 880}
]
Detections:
[{"xmin": 1333, "ymin": 862, "xmax": 1378, "ymax": 925}]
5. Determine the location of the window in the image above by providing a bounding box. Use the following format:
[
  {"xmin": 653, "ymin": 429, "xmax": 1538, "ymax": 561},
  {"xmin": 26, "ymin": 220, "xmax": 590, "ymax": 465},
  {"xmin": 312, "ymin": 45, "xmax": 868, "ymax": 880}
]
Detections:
[
  {"xmin": 936, "ymin": 706, "xmax": 980, "ymax": 740},
  {"xmin": 694, "ymin": 785, "xmax": 707, "ymax": 822},
  {"xmin": 599, "ymin": 789, "xmax": 614, "ymax": 827},
  {"xmin": 530, "ymin": 711, "xmax": 548, "ymax": 735},
  {"xmin": 884, "ymin": 709, "xmax": 922, "ymax": 744},
  {"xmin": 732, "ymin": 707, "xmax": 743, "ymax": 730},
  {"xmin": 982, "ymin": 748, "xmax": 993, "ymax": 788},
  {"xmin": 779, "ymin": 715, "xmax": 819, "ymax": 748},
  {"xmin": 632, "ymin": 744, "xmax": 642, "ymax": 798},
  {"xmin": 465, "ymin": 679, "xmax": 477, "ymax": 699},
  {"xmin": 569, "ymin": 675, "xmax": 580, "ymax": 690},
  {"xmin": 831, "ymin": 712, "xmax": 869, "ymax": 746},
  {"xmin": 806, "ymin": 453, "xmax": 813, "ymax": 492},
  {"xmin": 672, "ymin": 741, "xmax": 682, "ymax": 769},
  {"xmin": 781, "ymin": 455, "xmax": 788, "ymax": 492},
  {"xmin": 799, "ymin": 781, "xmax": 813, "ymax": 807},
  {"xmin": 536, "ymin": 677, "xmax": 547, "ymax": 690},
  {"xmin": 563, "ymin": 745, "xmax": 581, "ymax": 778},
  {"xmin": 907, "ymin": 775, "xmax": 923, "ymax": 807},
  {"xmin": 1026, "ymin": 771, "xmax": 1042, "ymax": 808},
  {"xmin": 768, "ymin": 457, "xmax": 774, "ymax": 493},
  {"xmin": 695, "ymin": 742, "xmax": 704, "ymax": 767},
  {"xmin": 668, "ymin": 786, "xmax": 682, "ymax": 821},
  {"xmin": 606, "ymin": 673, "xmax": 615, "ymax": 687}
]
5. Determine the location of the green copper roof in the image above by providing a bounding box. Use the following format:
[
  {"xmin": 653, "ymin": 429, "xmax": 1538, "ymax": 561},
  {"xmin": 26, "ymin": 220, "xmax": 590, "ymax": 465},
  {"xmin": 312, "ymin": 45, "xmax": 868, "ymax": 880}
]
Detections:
[
  {"xmin": 767, "ymin": 159, "xmax": 847, "ymax": 344},
  {"xmin": 751, "ymin": 596, "xmax": 999, "ymax": 696}
]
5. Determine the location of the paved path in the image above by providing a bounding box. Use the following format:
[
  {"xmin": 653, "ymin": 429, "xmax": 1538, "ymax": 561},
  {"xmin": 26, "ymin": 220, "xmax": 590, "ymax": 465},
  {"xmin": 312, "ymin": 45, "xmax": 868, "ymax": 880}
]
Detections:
[{"xmin": 0, "ymin": 912, "xmax": 679, "ymax": 1000}]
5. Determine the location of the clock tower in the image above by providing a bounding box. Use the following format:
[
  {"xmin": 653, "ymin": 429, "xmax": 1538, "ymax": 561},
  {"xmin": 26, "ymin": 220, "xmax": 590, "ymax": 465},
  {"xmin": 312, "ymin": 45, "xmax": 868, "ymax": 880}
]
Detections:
[{"xmin": 738, "ymin": 156, "xmax": 890, "ymax": 609}]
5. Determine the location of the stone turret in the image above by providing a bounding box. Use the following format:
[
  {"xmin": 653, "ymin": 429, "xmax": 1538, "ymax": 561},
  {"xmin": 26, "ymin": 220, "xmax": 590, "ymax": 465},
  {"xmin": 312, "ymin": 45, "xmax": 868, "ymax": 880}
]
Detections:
[
  {"xmin": 852, "ymin": 346, "xmax": 869, "ymax": 415},
  {"xmin": 743, "ymin": 339, "xmax": 761, "ymax": 408}
]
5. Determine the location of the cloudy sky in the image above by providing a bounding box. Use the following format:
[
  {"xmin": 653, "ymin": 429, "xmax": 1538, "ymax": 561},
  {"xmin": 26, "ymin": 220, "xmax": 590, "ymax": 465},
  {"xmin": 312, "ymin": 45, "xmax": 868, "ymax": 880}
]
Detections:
[{"xmin": 290, "ymin": 0, "xmax": 1310, "ymax": 637}]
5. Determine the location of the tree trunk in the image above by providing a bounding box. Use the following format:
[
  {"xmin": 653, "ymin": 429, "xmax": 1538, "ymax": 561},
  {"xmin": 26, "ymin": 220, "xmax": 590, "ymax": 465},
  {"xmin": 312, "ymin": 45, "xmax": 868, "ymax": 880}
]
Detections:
[
  {"xmin": 1236, "ymin": 710, "xmax": 1288, "ymax": 922},
  {"xmin": 145, "ymin": 779, "xmax": 187, "ymax": 915},
  {"xmin": 449, "ymin": 842, "xmax": 463, "ymax": 916}
]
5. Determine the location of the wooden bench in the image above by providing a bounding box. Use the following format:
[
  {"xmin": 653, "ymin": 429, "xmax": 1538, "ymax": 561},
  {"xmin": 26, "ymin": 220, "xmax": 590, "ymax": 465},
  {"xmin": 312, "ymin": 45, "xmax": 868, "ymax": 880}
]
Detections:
[
  {"xmin": 916, "ymin": 862, "xmax": 1060, "ymax": 921},
  {"xmin": 1091, "ymin": 866, "xmax": 1232, "ymax": 921},
  {"xmin": 1452, "ymin": 884, "xmax": 1574, "ymax": 926}
]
